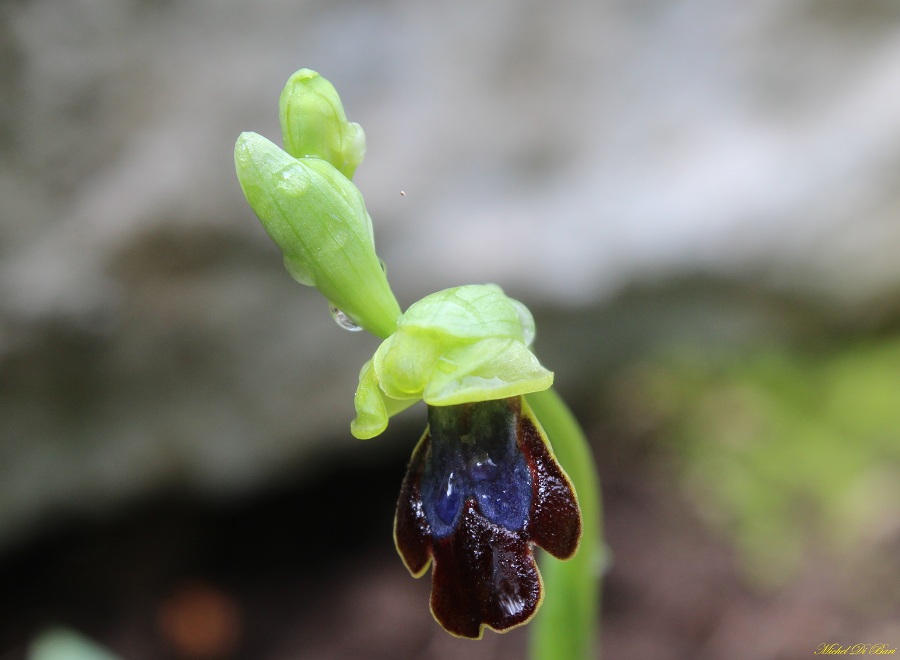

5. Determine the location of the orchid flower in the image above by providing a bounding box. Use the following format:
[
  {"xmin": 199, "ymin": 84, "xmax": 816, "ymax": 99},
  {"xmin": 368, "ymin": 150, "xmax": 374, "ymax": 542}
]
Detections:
[{"xmin": 234, "ymin": 69, "xmax": 600, "ymax": 655}]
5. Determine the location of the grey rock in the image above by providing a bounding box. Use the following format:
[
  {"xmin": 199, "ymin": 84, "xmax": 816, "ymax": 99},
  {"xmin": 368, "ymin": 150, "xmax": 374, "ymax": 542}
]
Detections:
[{"xmin": 2, "ymin": 0, "xmax": 900, "ymax": 548}]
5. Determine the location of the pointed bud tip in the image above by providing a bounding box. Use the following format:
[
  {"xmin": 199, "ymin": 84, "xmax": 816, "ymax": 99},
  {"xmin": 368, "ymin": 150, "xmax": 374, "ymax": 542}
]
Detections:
[{"xmin": 279, "ymin": 69, "xmax": 365, "ymax": 179}]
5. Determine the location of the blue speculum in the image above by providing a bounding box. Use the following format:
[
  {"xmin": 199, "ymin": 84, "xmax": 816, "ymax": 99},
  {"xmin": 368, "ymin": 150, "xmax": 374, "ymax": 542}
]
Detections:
[
  {"xmin": 394, "ymin": 396, "xmax": 581, "ymax": 639},
  {"xmin": 422, "ymin": 402, "xmax": 533, "ymax": 539}
]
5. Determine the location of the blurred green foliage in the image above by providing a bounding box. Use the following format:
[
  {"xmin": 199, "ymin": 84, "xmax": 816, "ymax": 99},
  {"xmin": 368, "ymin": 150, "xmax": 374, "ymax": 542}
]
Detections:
[
  {"xmin": 629, "ymin": 336, "xmax": 900, "ymax": 586},
  {"xmin": 29, "ymin": 628, "xmax": 121, "ymax": 660}
]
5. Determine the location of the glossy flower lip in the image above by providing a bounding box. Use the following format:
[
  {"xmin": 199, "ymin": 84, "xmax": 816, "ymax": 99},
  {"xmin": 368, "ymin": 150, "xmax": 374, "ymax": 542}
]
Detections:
[{"xmin": 394, "ymin": 396, "xmax": 581, "ymax": 639}]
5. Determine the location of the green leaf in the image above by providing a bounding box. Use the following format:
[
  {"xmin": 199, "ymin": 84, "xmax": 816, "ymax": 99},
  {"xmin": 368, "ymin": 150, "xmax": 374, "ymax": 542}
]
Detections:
[{"xmin": 29, "ymin": 628, "xmax": 121, "ymax": 660}]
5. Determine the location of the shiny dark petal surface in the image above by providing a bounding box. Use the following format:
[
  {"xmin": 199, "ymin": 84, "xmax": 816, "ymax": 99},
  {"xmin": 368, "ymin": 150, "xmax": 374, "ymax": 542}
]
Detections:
[
  {"xmin": 393, "ymin": 396, "xmax": 582, "ymax": 638},
  {"xmin": 516, "ymin": 402, "xmax": 582, "ymax": 560},
  {"xmin": 422, "ymin": 401, "xmax": 532, "ymax": 539},
  {"xmin": 429, "ymin": 502, "xmax": 541, "ymax": 638},
  {"xmin": 394, "ymin": 431, "xmax": 432, "ymax": 577}
]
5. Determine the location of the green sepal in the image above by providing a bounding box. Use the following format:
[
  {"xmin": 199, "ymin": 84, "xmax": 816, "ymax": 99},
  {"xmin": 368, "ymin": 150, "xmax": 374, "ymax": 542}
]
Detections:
[
  {"xmin": 351, "ymin": 285, "xmax": 553, "ymax": 437},
  {"xmin": 279, "ymin": 68, "xmax": 366, "ymax": 179},
  {"xmin": 234, "ymin": 131, "xmax": 400, "ymax": 338},
  {"xmin": 352, "ymin": 359, "xmax": 418, "ymax": 439},
  {"xmin": 422, "ymin": 337, "xmax": 552, "ymax": 405}
]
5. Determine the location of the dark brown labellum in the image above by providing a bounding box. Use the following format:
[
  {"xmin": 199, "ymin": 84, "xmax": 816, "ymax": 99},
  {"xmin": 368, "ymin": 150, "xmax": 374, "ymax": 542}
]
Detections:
[{"xmin": 394, "ymin": 396, "xmax": 581, "ymax": 638}]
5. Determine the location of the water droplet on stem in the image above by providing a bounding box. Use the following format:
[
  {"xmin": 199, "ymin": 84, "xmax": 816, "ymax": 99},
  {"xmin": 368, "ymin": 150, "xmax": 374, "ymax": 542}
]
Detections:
[{"xmin": 329, "ymin": 303, "xmax": 363, "ymax": 331}]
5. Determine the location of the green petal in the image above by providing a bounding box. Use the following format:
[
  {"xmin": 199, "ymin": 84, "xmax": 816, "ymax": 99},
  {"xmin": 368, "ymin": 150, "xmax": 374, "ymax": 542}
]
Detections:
[
  {"xmin": 351, "ymin": 360, "xmax": 389, "ymax": 439},
  {"xmin": 352, "ymin": 359, "xmax": 417, "ymax": 439},
  {"xmin": 373, "ymin": 330, "xmax": 443, "ymax": 400}
]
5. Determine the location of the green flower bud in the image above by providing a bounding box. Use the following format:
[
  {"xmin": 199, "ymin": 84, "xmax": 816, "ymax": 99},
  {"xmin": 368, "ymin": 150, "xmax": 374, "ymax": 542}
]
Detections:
[
  {"xmin": 234, "ymin": 131, "xmax": 401, "ymax": 338},
  {"xmin": 279, "ymin": 68, "xmax": 366, "ymax": 180},
  {"xmin": 351, "ymin": 284, "xmax": 553, "ymax": 438}
]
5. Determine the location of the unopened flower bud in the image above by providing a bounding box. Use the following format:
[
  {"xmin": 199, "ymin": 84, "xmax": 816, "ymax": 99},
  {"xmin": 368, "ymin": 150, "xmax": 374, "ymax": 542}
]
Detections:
[
  {"xmin": 235, "ymin": 131, "xmax": 400, "ymax": 338},
  {"xmin": 279, "ymin": 68, "xmax": 366, "ymax": 180}
]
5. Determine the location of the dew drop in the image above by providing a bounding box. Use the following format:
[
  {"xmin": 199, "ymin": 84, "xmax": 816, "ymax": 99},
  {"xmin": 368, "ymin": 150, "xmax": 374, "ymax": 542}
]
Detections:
[{"xmin": 328, "ymin": 303, "xmax": 363, "ymax": 332}]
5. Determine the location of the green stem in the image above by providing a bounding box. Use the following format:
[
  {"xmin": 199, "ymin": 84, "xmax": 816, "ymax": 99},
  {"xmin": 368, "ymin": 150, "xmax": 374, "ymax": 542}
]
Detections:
[{"xmin": 526, "ymin": 388, "xmax": 603, "ymax": 660}]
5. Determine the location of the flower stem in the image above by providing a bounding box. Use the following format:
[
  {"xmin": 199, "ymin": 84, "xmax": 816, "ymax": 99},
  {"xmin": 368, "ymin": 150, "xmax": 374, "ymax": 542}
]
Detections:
[{"xmin": 526, "ymin": 388, "xmax": 603, "ymax": 660}]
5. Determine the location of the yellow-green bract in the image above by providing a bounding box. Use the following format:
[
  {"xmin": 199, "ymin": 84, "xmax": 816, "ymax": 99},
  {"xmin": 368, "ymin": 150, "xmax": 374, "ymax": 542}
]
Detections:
[
  {"xmin": 351, "ymin": 284, "xmax": 554, "ymax": 439},
  {"xmin": 234, "ymin": 132, "xmax": 401, "ymax": 339}
]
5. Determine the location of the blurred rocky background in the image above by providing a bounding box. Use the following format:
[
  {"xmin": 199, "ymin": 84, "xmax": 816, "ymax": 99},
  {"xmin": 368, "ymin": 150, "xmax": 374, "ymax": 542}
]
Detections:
[{"xmin": 1, "ymin": 0, "xmax": 899, "ymax": 658}]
